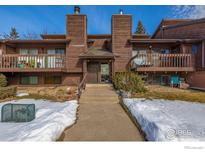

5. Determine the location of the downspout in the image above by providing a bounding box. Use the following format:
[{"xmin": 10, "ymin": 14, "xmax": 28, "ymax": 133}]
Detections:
[{"xmin": 202, "ymin": 40, "xmax": 205, "ymax": 68}]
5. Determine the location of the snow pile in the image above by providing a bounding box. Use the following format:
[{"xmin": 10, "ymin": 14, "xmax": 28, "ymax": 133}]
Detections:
[
  {"xmin": 0, "ymin": 99, "xmax": 78, "ymax": 141},
  {"xmin": 16, "ymin": 92, "xmax": 29, "ymax": 97},
  {"xmin": 124, "ymin": 98, "xmax": 205, "ymax": 141}
]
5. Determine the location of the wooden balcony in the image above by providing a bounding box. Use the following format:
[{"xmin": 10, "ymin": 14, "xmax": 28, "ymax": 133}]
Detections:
[
  {"xmin": 0, "ymin": 54, "xmax": 65, "ymax": 72},
  {"xmin": 131, "ymin": 53, "xmax": 195, "ymax": 72}
]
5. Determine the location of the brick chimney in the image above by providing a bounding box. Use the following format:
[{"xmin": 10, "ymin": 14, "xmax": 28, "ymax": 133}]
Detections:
[
  {"xmin": 66, "ymin": 7, "xmax": 87, "ymax": 72},
  {"xmin": 112, "ymin": 13, "xmax": 132, "ymax": 72}
]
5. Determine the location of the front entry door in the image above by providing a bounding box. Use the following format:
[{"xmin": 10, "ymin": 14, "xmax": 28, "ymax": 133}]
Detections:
[{"xmin": 87, "ymin": 62, "xmax": 99, "ymax": 83}]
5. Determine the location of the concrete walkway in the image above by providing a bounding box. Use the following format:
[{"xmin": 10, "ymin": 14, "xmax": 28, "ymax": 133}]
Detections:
[{"xmin": 60, "ymin": 84, "xmax": 144, "ymax": 141}]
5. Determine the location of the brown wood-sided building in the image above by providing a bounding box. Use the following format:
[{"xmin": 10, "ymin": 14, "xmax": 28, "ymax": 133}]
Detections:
[{"xmin": 0, "ymin": 7, "xmax": 205, "ymax": 89}]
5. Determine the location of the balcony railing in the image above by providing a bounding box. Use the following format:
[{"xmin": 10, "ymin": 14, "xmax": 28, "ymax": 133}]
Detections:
[
  {"xmin": 0, "ymin": 54, "xmax": 65, "ymax": 71},
  {"xmin": 131, "ymin": 53, "xmax": 194, "ymax": 72}
]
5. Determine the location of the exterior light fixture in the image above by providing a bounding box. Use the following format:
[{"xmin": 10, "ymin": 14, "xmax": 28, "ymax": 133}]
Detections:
[
  {"xmin": 119, "ymin": 9, "xmax": 123, "ymax": 15},
  {"xmin": 74, "ymin": 6, "xmax": 80, "ymax": 14}
]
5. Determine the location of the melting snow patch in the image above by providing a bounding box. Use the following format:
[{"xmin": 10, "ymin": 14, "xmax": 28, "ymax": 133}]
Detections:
[
  {"xmin": 0, "ymin": 99, "xmax": 78, "ymax": 141},
  {"xmin": 16, "ymin": 92, "xmax": 29, "ymax": 97},
  {"xmin": 123, "ymin": 98, "xmax": 205, "ymax": 141}
]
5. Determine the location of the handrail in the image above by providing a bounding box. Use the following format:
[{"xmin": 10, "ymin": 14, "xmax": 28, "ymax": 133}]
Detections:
[
  {"xmin": 1, "ymin": 54, "xmax": 65, "ymax": 56},
  {"xmin": 77, "ymin": 73, "xmax": 87, "ymax": 100},
  {"xmin": 126, "ymin": 52, "xmax": 139, "ymax": 71},
  {"xmin": 0, "ymin": 54, "xmax": 65, "ymax": 69},
  {"xmin": 128, "ymin": 53, "xmax": 193, "ymax": 69}
]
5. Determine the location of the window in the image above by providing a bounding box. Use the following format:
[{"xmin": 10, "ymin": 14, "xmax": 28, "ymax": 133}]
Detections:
[
  {"xmin": 47, "ymin": 48, "xmax": 65, "ymax": 55},
  {"xmin": 55, "ymin": 49, "xmax": 65, "ymax": 54},
  {"xmin": 192, "ymin": 45, "xmax": 198, "ymax": 55},
  {"xmin": 132, "ymin": 48, "xmax": 146, "ymax": 56},
  {"xmin": 47, "ymin": 49, "xmax": 65, "ymax": 68},
  {"xmin": 160, "ymin": 49, "xmax": 171, "ymax": 54},
  {"xmin": 19, "ymin": 49, "xmax": 38, "ymax": 55},
  {"xmin": 44, "ymin": 76, "xmax": 62, "ymax": 84},
  {"xmin": 20, "ymin": 76, "xmax": 38, "ymax": 85}
]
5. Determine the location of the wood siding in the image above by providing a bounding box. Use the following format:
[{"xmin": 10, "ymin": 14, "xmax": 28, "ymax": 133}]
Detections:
[
  {"xmin": 66, "ymin": 15, "xmax": 87, "ymax": 72},
  {"xmin": 4, "ymin": 72, "xmax": 82, "ymax": 86},
  {"xmin": 5, "ymin": 43, "xmax": 66, "ymax": 54},
  {"xmin": 153, "ymin": 21, "xmax": 205, "ymax": 70},
  {"xmin": 88, "ymin": 39, "xmax": 111, "ymax": 50},
  {"xmin": 112, "ymin": 15, "xmax": 132, "ymax": 72},
  {"xmin": 154, "ymin": 22, "xmax": 205, "ymax": 39},
  {"xmin": 187, "ymin": 71, "xmax": 205, "ymax": 88}
]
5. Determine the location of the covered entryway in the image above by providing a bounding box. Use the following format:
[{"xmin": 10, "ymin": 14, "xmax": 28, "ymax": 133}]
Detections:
[
  {"xmin": 79, "ymin": 48, "xmax": 115, "ymax": 83},
  {"xmin": 87, "ymin": 61, "xmax": 112, "ymax": 83}
]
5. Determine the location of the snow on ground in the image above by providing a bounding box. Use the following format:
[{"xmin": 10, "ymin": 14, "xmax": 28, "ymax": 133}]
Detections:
[
  {"xmin": 0, "ymin": 99, "xmax": 78, "ymax": 141},
  {"xmin": 124, "ymin": 98, "xmax": 205, "ymax": 141},
  {"xmin": 16, "ymin": 92, "xmax": 29, "ymax": 97}
]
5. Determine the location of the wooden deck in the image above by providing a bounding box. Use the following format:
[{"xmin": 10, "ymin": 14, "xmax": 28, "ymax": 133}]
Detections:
[
  {"xmin": 0, "ymin": 54, "xmax": 65, "ymax": 72},
  {"xmin": 131, "ymin": 53, "xmax": 195, "ymax": 72}
]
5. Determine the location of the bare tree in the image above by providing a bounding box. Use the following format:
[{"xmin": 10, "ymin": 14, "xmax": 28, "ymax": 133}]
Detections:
[
  {"xmin": 23, "ymin": 31, "xmax": 39, "ymax": 40},
  {"xmin": 42, "ymin": 27, "xmax": 49, "ymax": 35},
  {"xmin": 0, "ymin": 34, "xmax": 3, "ymax": 39}
]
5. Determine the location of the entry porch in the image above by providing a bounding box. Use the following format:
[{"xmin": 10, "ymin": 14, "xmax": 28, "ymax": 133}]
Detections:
[{"xmin": 79, "ymin": 48, "xmax": 115, "ymax": 83}]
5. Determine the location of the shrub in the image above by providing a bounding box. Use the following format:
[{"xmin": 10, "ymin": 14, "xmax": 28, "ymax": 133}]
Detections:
[
  {"xmin": 0, "ymin": 86, "xmax": 17, "ymax": 100},
  {"xmin": 113, "ymin": 71, "xmax": 147, "ymax": 93},
  {"xmin": 0, "ymin": 73, "xmax": 7, "ymax": 87}
]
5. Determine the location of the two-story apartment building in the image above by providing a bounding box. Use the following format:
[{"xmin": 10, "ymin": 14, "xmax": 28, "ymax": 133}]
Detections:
[{"xmin": 0, "ymin": 7, "xmax": 205, "ymax": 89}]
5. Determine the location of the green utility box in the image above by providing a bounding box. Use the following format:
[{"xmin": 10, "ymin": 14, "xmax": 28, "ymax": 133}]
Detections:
[{"xmin": 1, "ymin": 104, "xmax": 35, "ymax": 122}]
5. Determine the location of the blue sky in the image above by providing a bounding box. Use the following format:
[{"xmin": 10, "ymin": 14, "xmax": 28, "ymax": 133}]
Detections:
[{"xmin": 0, "ymin": 5, "xmax": 204, "ymax": 38}]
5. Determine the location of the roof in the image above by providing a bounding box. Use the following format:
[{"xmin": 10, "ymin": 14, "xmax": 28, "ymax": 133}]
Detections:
[
  {"xmin": 132, "ymin": 34, "xmax": 150, "ymax": 39},
  {"xmin": 41, "ymin": 34, "xmax": 150, "ymax": 40},
  {"xmin": 163, "ymin": 18, "xmax": 205, "ymax": 30},
  {"xmin": 88, "ymin": 34, "xmax": 111, "ymax": 39},
  {"xmin": 152, "ymin": 19, "xmax": 193, "ymax": 38},
  {"xmin": 130, "ymin": 39, "xmax": 202, "ymax": 44},
  {"xmin": 79, "ymin": 48, "xmax": 114, "ymax": 59},
  {"xmin": 1, "ymin": 39, "xmax": 69, "ymax": 44},
  {"xmin": 41, "ymin": 34, "xmax": 66, "ymax": 39}
]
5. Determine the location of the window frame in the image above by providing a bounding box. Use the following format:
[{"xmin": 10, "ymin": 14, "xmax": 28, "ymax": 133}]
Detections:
[
  {"xmin": 44, "ymin": 76, "xmax": 62, "ymax": 84},
  {"xmin": 191, "ymin": 44, "xmax": 198, "ymax": 55},
  {"xmin": 47, "ymin": 48, "xmax": 65, "ymax": 55},
  {"xmin": 19, "ymin": 49, "xmax": 38, "ymax": 55},
  {"xmin": 20, "ymin": 76, "xmax": 38, "ymax": 85}
]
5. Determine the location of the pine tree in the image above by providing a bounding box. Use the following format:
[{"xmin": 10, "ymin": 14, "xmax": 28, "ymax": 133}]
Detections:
[
  {"xmin": 135, "ymin": 21, "xmax": 146, "ymax": 34},
  {"xmin": 3, "ymin": 27, "xmax": 20, "ymax": 40}
]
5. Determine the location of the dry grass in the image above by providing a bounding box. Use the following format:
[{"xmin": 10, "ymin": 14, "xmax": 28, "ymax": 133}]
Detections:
[
  {"xmin": 17, "ymin": 86, "xmax": 77, "ymax": 102},
  {"xmin": 133, "ymin": 85, "xmax": 205, "ymax": 103}
]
